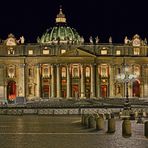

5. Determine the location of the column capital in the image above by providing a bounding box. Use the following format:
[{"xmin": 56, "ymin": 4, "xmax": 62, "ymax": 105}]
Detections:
[
  {"xmin": 56, "ymin": 64, "xmax": 61, "ymax": 67},
  {"xmin": 90, "ymin": 63, "xmax": 97, "ymax": 66},
  {"xmin": 66, "ymin": 63, "xmax": 71, "ymax": 67},
  {"xmin": 0, "ymin": 64, "xmax": 4, "ymax": 69},
  {"xmin": 19, "ymin": 63, "xmax": 26, "ymax": 68},
  {"xmin": 35, "ymin": 63, "xmax": 41, "ymax": 68}
]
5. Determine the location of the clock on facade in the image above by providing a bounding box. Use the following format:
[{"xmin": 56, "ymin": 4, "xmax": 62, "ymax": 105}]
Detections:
[
  {"xmin": 133, "ymin": 38, "xmax": 140, "ymax": 46},
  {"xmin": 6, "ymin": 38, "xmax": 16, "ymax": 46}
]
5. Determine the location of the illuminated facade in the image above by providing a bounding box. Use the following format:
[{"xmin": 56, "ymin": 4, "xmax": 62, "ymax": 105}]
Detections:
[{"xmin": 0, "ymin": 8, "xmax": 148, "ymax": 103}]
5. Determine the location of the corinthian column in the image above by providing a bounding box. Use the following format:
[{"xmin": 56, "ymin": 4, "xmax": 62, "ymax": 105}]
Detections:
[
  {"xmin": 90, "ymin": 64, "xmax": 96, "ymax": 98},
  {"xmin": 56, "ymin": 64, "xmax": 61, "ymax": 98},
  {"xmin": 66, "ymin": 64, "xmax": 71, "ymax": 98},
  {"xmin": 36, "ymin": 64, "xmax": 40, "ymax": 98},
  {"xmin": 109, "ymin": 65, "xmax": 114, "ymax": 98},
  {"xmin": 51, "ymin": 64, "xmax": 55, "ymax": 98},
  {"xmin": 80, "ymin": 64, "xmax": 85, "ymax": 98}
]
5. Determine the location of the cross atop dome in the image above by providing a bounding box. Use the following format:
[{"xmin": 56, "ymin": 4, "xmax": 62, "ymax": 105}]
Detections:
[{"xmin": 55, "ymin": 6, "xmax": 66, "ymax": 24}]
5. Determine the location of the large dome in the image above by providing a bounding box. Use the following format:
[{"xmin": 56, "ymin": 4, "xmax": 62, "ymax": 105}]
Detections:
[{"xmin": 37, "ymin": 7, "xmax": 83, "ymax": 44}]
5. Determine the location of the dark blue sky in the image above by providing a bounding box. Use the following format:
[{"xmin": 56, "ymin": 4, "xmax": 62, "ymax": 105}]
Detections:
[{"xmin": 0, "ymin": 0, "xmax": 148, "ymax": 43}]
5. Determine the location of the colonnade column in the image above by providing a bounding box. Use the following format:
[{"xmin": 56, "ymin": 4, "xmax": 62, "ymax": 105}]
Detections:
[
  {"xmin": 51, "ymin": 64, "xmax": 55, "ymax": 98},
  {"xmin": 80, "ymin": 64, "xmax": 85, "ymax": 98},
  {"xmin": 90, "ymin": 64, "xmax": 96, "ymax": 98},
  {"xmin": 66, "ymin": 64, "xmax": 71, "ymax": 98},
  {"xmin": 56, "ymin": 64, "xmax": 61, "ymax": 98}
]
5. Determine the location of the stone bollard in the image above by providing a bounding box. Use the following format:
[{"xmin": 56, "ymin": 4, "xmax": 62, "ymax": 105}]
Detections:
[
  {"xmin": 122, "ymin": 118, "xmax": 132, "ymax": 138},
  {"xmin": 88, "ymin": 115, "xmax": 96, "ymax": 128},
  {"xmin": 144, "ymin": 121, "xmax": 148, "ymax": 138},
  {"xmin": 96, "ymin": 116, "xmax": 104, "ymax": 130},
  {"xmin": 84, "ymin": 114, "xmax": 89, "ymax": 127},
  {"xmin": 107, "ymin": 118, "xmax": 116, "ymax": 133}
]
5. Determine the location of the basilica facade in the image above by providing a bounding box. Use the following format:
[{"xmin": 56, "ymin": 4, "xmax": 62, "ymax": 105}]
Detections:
[{"xmin": 0, "ymin": 8, "xmax": 148, "ymax": 103}]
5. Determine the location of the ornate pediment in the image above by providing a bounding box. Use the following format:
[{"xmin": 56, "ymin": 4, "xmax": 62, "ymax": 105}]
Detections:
[{"xmin": 60, "ymin": 48, "xmax": 96, "ymax": 57}]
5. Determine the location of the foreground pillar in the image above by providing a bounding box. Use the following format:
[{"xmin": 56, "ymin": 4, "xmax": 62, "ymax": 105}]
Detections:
[
  {"xmin": 107, "ymin": 118, "xmax": 116, "ymax": 133},
  {"xmin": 96, "ymin": 116, "xmax": 104, "ymax": 130},
  {"xmin": 144, "ymin": 121, "xmax": 148, "ymax": 138},
  {"xmin": 122, "ymin": 119, "xmax": 131, "ymax": 137}
]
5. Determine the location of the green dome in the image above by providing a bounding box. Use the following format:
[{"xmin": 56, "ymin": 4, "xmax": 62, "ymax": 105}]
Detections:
[
  {"xmin": 38, "ymin": 26, "xmax": 81, "ymax": 44},
  {"xmin": 37, "ymin": 7, "xmax": 83, "ymax": 44}
]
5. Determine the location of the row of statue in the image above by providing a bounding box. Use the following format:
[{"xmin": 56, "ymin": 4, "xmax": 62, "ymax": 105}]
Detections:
[
  {"xmin": 89, "ymin": 36, "xmax": 147, "ymax": 45},
  {"xmin": 89, "ymin": 36, "xmax": 112, "ymax": 44}
]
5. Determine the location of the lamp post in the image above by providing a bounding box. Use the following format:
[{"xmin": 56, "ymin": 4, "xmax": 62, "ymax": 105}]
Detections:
[{"xmin": 116, "ymin": 64, "xmax": 137, "ymax": 110}]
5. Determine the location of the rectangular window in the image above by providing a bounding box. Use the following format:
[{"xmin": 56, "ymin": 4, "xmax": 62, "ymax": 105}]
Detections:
[
  {"xmin": 134, "ymin": 48, "xmax": 140, "ymax": 55},
  {"xmin": 116, "ymin": 50, "xmax": 121, "ymax": 55},
  {"xmin": 28, "ymin": 50, "xmax": 33, "ymax": 55},
  {"xmin": 43, "ymin": 50, "xmax": 49, "ymax": 55},
  {"xmin": 61, "ymin": 49, "xmax": 66, "ymax": 54},
  {"xmin": 8, "ymin": 47, "xmax": 14, "ymax": 55},
  {"xmin": 101, "ymin": 50, "xmax": 107, "ymax": 55}
]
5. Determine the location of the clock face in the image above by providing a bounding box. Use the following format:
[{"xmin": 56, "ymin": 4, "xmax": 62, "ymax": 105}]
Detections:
[
  {"xmin": 6, "ymin": 38, "xmax": 16, "ymax": 46},
  {"xmin": 133, "ymin": 38, "xmax": 140, "ymax": 46}
]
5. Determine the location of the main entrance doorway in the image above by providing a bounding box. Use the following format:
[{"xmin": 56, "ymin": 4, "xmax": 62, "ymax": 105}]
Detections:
[
  {"xmin": 132, "ymin": 80, "xmax": 140, "ymax": 97},
  {"xmin": 7, "ymin": 81, "xmax": 16, "ymax": 102},
  {"xmin": 101, "ymin": 85, "xmax": 107, "ymax": 98},
  {"xmin": 72, "ymin": 85, "xmax": 79, "ymax": 98}
]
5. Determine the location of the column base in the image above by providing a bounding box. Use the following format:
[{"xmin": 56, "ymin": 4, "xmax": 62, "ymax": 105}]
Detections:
[
  {"xmin": 90, "ymin": 96, "xmax": 97, "ymax": 99},
  {"xmin": 66, "ymin": 97, "xmax": 73, "ymax": 100},
  {"xmin": 80, "ymin": 97, "xmax": 86, "ymax": 99}
]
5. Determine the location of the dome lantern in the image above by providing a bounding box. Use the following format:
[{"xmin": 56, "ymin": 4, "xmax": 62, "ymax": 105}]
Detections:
[{"xmin": 55, "ymin": 6, "xmax": 66, "ymax": 24}]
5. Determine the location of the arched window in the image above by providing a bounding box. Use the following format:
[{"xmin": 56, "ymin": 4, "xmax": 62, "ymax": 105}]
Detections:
[
  {"xmin": 42, "ymin": 65, "xmax": 50, "ymax": 77},
  {"xmin": 62, "ymin": 67, "xmax": 66, "ymax": 78},
  {"xmin": 73, "ymin": 67, "xmax": 79, "ymax": 77},
  {"xmin": 44, "ymin": 68, "xmax": 48, "ymax": 77},
  {"xmin": 101, "ymin": 64, "xmax": 109, "ymax": 77},
  {"xmin": 86, "ymin": 67, "xmax": 90, "ymax": 77}
]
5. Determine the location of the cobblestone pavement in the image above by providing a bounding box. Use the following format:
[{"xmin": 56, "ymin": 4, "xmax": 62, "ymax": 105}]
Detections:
[{"xmin": 0, "ymin": 115, "xmax": 148, "ymax": 148}]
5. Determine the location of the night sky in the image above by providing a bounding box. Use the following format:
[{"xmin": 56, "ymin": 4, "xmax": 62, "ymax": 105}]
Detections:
[{"xmin": 0, "ymin": 0, "xmax": 148, "ymax": 43}]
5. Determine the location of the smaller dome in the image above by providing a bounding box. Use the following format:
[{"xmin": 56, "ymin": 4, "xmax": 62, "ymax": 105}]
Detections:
[{"xmin": 37, "ymin": 7, "xmax": 83, "ymax": 44}]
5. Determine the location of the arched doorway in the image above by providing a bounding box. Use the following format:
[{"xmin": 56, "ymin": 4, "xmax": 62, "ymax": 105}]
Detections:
[
  {"xmin": 101, "ymin": 85, "xmax": 107, "ymax": 98},
  {"xmin": 7, "ymin": 81, "xmax": 16, "ymax": 102},
  {"xmin": 132, "ymin": 80, "xmax": 140, "ymax": 97},
  {"xmin": 72, "ymin": 85, "xmax": 79, "ymax": 98}
]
